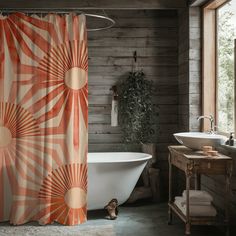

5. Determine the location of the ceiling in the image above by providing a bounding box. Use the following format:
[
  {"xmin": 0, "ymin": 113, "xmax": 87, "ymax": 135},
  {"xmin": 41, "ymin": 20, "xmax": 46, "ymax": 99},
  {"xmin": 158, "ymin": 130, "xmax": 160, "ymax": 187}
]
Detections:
[{"xmin": 0, "ymin": 0, "xmax": 187, "ymax": 9}]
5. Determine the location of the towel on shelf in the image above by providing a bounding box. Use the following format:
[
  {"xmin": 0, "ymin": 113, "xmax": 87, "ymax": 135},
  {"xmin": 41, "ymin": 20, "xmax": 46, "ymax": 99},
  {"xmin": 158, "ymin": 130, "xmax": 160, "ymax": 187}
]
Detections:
[
  {"xmin": 182, "ymin": 190, "xmax": 213, "ymax": 202},
  {"xmin": 174, "ymin": 196, "xmax": 211, "ymax": 206},
  {"xmin": 174, "ymin": 196, "xmax": 217, "ymax": 217}
]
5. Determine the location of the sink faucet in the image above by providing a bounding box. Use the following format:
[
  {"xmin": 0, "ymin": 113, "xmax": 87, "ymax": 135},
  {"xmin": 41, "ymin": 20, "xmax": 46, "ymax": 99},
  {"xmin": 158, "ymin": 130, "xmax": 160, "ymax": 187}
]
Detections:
[{"xmin": 197, "ymin": 115, "xmax": 215, "ymax": 134}]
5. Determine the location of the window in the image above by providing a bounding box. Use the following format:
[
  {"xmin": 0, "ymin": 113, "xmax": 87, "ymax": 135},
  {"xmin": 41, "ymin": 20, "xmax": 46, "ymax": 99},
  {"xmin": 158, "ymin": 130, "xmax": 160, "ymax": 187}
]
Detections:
[
  {"xmin": 217, "ymin": 2, "xmax": 236, "ymax": 132},
  {"xmin": 202, "ymin": 0, "xmax": 236, "ymax": 134}
]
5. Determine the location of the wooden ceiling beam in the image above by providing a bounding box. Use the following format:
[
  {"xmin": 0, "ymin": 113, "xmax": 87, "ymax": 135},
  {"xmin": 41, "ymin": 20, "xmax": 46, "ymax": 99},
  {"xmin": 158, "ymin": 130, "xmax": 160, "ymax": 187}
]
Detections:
[
  {"xmin": 189, "ymin": 0, "xmax": 209, "ymax": 6},
  {"xmin": 0, "ymin": 0, "xmax": 186, "ymax": 9}
]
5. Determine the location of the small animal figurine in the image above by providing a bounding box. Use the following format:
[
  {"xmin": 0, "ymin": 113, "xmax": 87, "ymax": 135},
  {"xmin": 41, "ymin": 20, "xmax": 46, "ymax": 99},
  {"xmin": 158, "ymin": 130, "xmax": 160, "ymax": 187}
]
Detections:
[{"xmin": 104, "ymin": 198, "xmax": 119, "ymax": 220}]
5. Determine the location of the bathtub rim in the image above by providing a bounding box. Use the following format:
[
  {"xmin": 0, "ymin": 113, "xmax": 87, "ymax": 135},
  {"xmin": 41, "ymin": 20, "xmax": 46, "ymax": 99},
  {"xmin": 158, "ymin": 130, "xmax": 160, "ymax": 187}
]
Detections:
[{"xmin": 87, "ymin": 152, "xmax": 152, "ymax": 163}]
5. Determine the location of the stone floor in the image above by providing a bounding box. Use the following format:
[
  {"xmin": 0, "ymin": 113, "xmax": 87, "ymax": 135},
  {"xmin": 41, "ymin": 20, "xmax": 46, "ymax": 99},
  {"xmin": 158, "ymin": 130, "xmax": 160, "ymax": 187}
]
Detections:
[
  {"xmin": 0, "ymin": 202, "xmax": 229, "ymax": 236},
  {"xmin": 86, "ymin": 202, "xmax": 226, "ymax": 236}
]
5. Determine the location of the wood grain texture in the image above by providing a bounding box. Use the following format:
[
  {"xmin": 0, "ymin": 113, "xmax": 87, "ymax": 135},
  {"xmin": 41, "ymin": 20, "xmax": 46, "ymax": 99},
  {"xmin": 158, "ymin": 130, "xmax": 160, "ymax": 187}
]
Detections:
[
  {"xmin": 87, "ymin": 11, "xmax": 179, "ymax": 201},
  {"xmin": 87, "ymin": 9, "xmax": 178, "ymax": 147},
  {"xmin": 178, "ymin": 7, "xmax": 201, "ymax": 132},
  {"xmin": 178, "ymin": 8, "xmax": 190, "ymax": 132},
  {"xmin": 0, "ymin": 0, "xmax": 186, "ymax": 9},
  {"xmin": 202, "ymin": 7, "xmax": 216, "ymax": 130}
]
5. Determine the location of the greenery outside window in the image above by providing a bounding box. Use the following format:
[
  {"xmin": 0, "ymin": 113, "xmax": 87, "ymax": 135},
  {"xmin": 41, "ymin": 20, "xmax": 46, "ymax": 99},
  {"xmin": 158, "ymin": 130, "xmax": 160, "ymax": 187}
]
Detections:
[
  {"xmin": 217, "ymin": 1, "xmax": 236, "ymax": 133},
  {"xmin": 202, "ymin": 0, "xmax": 236, "ymax": 135}
]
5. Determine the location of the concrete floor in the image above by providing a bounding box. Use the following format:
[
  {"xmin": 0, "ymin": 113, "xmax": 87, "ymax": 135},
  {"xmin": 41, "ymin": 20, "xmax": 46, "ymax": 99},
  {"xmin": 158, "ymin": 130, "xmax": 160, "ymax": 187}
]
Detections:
[
  {"xmin": 0, "ymin": 202, "xmax": 227, "ymax": 236},
  {"xmin": 86, "ymin": 202, "xmax": 226, "ymax": 236}
]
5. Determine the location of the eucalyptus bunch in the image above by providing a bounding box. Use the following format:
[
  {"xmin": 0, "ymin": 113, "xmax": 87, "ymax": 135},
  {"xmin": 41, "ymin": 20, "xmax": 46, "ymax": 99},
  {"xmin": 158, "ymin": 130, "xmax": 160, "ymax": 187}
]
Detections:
[{"xmin": 117, "ymin": 70, "xmax": 155, "ymax": 143}]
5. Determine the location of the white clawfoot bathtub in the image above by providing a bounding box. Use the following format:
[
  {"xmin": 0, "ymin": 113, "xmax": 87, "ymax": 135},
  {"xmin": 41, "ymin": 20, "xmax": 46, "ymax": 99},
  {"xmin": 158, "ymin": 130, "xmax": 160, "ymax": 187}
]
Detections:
[{"xmin": 87, "ymin": 152, "xmax": 152, "ymax": 210}]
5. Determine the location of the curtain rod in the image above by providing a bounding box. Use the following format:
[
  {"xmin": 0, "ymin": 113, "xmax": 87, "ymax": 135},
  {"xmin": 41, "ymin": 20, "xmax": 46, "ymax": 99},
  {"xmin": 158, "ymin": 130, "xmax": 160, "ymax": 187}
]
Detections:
[
  {"xmin": 0, "ymin": 9, "xmax": 115, "ymax": 32},
  {"xmin": 0, "ymin": 8, "xmax": 85, "ymax": 13}
]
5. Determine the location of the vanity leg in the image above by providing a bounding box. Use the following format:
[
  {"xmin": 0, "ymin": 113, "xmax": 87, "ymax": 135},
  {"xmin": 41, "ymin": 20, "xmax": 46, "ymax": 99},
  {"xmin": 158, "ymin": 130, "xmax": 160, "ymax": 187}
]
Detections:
[
  {"xmin": 185, "ymin": 222, "xmax": 191, "ymax": 235},
  {"xmin": 168, "ymin": 154, "xmax": 172, "ymax": 225},
  {"xmin": 185, "ymin": 173, "xmax": 191, "ymax": 235},
  {"xmin": 225, "ymin": 174, "xmax": 231, "ymax": 236},
  {"xmin": 168, "ymin": 208, "xmax": 172, "ymax": 225},
  {"xmin": 195, "ymin": 173, "xmax": 201, "ymax": 190}
]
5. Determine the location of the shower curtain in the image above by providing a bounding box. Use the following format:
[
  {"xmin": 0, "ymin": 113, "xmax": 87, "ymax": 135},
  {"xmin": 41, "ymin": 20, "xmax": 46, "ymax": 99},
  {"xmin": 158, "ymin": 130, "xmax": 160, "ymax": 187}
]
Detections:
[{"xmin": 0, "ymin": 13, "xmax": 88, "ymax": 225}]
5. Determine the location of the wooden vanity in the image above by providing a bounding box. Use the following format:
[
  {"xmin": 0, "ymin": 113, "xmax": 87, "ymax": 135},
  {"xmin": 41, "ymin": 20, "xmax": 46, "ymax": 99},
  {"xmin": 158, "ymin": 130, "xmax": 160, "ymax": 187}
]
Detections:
[{"xmin": 168, "ymin": 145, "xmax": 233, "ymax": 235}]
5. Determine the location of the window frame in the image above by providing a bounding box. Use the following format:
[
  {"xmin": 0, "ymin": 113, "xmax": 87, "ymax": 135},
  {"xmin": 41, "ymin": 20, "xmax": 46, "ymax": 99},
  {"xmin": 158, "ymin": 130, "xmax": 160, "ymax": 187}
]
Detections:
[
  {"xmin": 202, "ymin": 0, "xmax": 235, "ymax": 134},
  {"xmin": 235, "ymin": 39, "xmax": 236, "ymax": 134}
]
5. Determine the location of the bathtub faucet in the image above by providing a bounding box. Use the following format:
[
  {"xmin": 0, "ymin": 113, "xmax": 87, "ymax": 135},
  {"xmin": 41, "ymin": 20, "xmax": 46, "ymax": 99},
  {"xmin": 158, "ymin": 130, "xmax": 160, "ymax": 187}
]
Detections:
[{"xmin": 197, "ymin": 115, "xmax": 215, "ymax": 134}]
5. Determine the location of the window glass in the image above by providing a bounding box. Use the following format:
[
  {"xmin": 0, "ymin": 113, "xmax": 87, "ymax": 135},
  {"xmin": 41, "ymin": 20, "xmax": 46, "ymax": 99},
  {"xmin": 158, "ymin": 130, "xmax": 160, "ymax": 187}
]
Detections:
[{"xmin": 217, "ymin": 1, "xmax": 236, "ymax": 132}]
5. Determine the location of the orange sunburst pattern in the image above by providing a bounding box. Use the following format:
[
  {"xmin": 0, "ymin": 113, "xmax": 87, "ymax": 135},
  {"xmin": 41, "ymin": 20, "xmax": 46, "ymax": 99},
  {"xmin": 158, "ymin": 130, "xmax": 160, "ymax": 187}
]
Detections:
[
  {"xmin": 10, "ymin": 163, "xmax": 87, "ymax": 225},
  {"xmin": 37, "ymin": 163, "xmax": 87, "ymax": 225},
  {"xmin": 21, "ymin": 39, "xmax": 89, "ymax": 147},
  {"xmin": 0, "ymin": 13, "xmax": 88, "ymax": 225},
  {"xmin": 0, "ymin": 101, "xmax": 41, "ymax": 220}
]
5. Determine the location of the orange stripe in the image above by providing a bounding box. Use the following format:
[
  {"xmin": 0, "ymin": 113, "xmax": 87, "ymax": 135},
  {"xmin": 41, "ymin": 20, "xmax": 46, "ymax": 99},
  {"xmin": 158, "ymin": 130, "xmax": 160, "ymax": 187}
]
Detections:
[
  {"xmin": 79, "ymin": 88, "xmax": 88, "ymax": 128},
  {"xmin": 26, "ymin": 84, "xmax": 65, "ymax": 114},
  {"xmin": 16, "ymin": 140, "xmax": 52, "ymax": 173},
  {"xmin": 36, "ymin": 86, "xmax": 68, "ymax": 124},
  {"xmin": 8, "ymin": 14, "xmax": 51, "ymax": 53},
  {"xmin": 14, "ymin": 13, "xmax": 60, "ymax": 45},
  {"xmin": 73, "ymin": 92, "xmax": 79, "ymax": 149},
  {"xmin": 3, "ymin": 21, "xmax": 21, "ymax": 72},
  {"xmin": 57, "ymin": 15, "xmax": 69, "ymax": 42},
  {"xmin": 15, "ymin": 152, "xmax": 44, "ymax": 183},
  {"xmin": 4, "ymin": 149, "xmax": 18, "ymax": 194},
  {"xmin": 18, "ymin": 78, "xmax": 62, "ymax": 106},
  {"xmin": 7, "ymin": 18, "xmax": 41, "ymax": 63},
  {"xmin": 0, "ymin": 21, "xmax": 4, "ymax": 101},
  {"xmin": 73, "ymin": 15, "xmax": 80, "ymax": 41},
  {"xmin": 17, "ymin": 140, "xmax": 63, "ymax": 168}
]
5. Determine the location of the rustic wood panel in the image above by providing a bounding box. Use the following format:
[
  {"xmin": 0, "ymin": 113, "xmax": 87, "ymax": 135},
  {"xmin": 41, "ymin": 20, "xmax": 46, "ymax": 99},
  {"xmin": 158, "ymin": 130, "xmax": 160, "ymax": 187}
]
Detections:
[
  {"xmin": 89, "ymin": 75, "xmax": 178, "ymax": 86},
  {"xmin": 88, "ymin": 56, "xmax": 177, "ymax": 66},
  {"xmin": 88, "ymin": 66, "xmax": 178, "ymax": 76},
  {"xmin": 178, "ymin": 8, "xmax": 189, "ymax": 132},
  {"xmin": 87, "ymin": 10, "xmax": 179, "ymax": 202},
  {"xmin": 88, "ymin": 27, "xmax": 178, "ymax": 38},
  {"xmin": 87, "ymin": 12, "xmax": 179, "ymax": 205},
  {"xmin": 0, "ymin": 0, "xmax": 186, "ymax": 9},
  {"xmin": 189, "ymin": 7, "xmax": 201, "ymax": 131},
  {"xmin": 178, "ymin": 7, "xmax": 201, "ymax": 132},
  {"xmin": 88, "ymin": 47, "xmax": 178, "ymax": 57}
]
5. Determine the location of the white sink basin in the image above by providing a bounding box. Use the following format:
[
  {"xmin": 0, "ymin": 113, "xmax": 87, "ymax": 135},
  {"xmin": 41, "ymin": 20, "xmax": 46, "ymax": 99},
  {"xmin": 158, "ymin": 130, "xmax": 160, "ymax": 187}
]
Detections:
[{"xmin": 173, "ymin": 132, "xmax": 227, "ymax": 150}]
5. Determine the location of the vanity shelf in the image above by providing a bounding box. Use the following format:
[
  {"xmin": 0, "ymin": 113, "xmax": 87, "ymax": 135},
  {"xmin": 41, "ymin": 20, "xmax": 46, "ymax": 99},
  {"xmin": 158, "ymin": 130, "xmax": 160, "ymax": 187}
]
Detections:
[{"xmin": 168, "ymin": 145, "xmax": 233, "ymax": 235}]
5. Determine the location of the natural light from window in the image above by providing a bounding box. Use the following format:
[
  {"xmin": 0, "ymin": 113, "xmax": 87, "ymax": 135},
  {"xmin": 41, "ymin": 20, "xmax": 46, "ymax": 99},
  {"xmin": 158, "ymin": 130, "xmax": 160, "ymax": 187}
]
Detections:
[{"xmin": 217, "ymin": 0, "xmax": 236, "ymax": 132}]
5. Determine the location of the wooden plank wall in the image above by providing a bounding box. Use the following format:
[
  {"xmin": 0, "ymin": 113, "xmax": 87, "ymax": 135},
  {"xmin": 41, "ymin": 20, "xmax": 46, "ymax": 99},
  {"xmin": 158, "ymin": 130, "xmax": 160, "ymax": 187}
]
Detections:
[
  {"xmin": 202, "ymin": 147, "xmax": 236, "ymax": 225},
  {"xmin": 178, "ymin": 7, "xmax": 201, "ymax": 132},
  {"xmin": 177, "ymin": 7, "xmax": 202, "ymax": 197},
  {"xmin": 0, "ymin": 0, "xmax": 187, "ymax": 9},
  {"xmin": 188, "ymin": 7, "xmax": 201, "ymax": 131},
  {"xmin": 88, "ymin": 10, "xmax": 179, "ymax": 198},
  {"xmin": 178, "ymin": 8, "xmax": 190, "ymax": 132}
]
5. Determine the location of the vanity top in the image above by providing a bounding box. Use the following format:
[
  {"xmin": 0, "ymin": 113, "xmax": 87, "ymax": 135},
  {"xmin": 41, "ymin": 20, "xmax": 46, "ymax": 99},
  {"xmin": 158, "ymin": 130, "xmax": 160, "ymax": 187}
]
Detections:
[{"xmin": 169, "ymin": 145, "xmax": 232, "ymax": 160}]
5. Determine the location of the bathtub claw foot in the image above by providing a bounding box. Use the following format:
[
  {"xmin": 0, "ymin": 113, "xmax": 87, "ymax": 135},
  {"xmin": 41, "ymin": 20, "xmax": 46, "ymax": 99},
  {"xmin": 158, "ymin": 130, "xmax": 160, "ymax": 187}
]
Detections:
[
  {"xmin": 105, "ymin": 215, "xmax": 117, "ymax": 220},
  {"xmin": 104, "ymin": 198, "xmax": 118, "ymax": 220}
]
